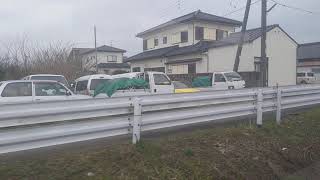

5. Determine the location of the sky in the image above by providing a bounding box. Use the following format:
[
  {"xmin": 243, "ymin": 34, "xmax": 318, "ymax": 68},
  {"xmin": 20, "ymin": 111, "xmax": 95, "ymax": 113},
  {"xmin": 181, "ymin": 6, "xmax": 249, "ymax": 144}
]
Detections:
[{"xmin": 0, "ymin": 0, "xmax": 319, "ymax": 56}]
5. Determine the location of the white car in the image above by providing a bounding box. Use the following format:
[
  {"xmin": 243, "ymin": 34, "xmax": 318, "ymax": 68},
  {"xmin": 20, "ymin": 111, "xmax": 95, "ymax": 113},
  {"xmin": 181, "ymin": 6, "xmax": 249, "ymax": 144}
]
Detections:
[
  {"xmin": 22, "ymin": 74, "xmax": 70, "ymax": 87},
  {"xmin": 297, "ymin": 72, "xmax": 317, "ymax": 84},
  {"xmin": 0, "ymin": 80, "xmax": 89, "ymax": 104},
  {"xmin": 74, "ymin": 74, "xmax": 113, "ymax": 96}
]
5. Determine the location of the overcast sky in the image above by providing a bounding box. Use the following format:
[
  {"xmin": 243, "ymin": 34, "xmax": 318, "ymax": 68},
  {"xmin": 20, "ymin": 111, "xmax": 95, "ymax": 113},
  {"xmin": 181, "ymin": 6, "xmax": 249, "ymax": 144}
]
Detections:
[{"xmin": 0, "ymin": 0, "xmax": 319, "ymax": 56}]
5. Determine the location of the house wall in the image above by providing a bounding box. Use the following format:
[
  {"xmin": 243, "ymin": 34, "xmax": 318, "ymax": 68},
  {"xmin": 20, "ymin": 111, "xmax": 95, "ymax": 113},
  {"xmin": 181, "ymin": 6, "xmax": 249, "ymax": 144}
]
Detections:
[
  {"xmin": 208, "ymin": 27, "xmax": 297, "ymax": 86},
  {"xmin": 141, "ymin": 21, "xmax": 237, "ymax": 51},
  {"xmin": 166, "ymin": 53, "xmax": 207, "ymax": 74},
  {"xmin": 82, "ymin": 51, "xmax": 124, "ymax": 71},
  {"xmin": 130, "ymin": 58, "xmax": 166, "ymax": 72}
]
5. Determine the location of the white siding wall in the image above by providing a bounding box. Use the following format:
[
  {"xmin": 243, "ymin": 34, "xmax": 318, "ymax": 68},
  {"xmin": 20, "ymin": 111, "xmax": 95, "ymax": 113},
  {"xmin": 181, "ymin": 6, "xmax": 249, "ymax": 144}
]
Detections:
[
  {"xmin": 130, "ymin": 58, "xmax": 166, "ymax": 72},
  {"xmin": 140, "ymin": 21, "xmax": 237, "ymax": 50},
  {"xmin": 208, "ymin": 43, "xmax": 254, "ymax": 72},
  {"xmin": 82, "ymin": 51, "xmax": 124, "ymax": 71},
  {"xmin": 208, "ymin": 27, "xmax": 297, "ymax": 86}
]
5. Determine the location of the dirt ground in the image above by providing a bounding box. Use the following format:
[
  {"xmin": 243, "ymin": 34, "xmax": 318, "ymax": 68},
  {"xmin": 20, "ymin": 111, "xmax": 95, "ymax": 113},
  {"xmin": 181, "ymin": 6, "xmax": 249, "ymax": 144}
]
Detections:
[{"xmin": 1, "ymin": 108, "xmax": 320, "ymax": 180}]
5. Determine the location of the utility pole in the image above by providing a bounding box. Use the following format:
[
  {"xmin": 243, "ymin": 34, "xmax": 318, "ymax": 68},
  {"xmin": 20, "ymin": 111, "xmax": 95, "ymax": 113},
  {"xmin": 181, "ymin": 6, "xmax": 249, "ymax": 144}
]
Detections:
[
  {"xmin": 94, "ymin": 25, "xmax": 98, "ymax": 73},
  {"xmin": 261, "ymin": 0, "xmax": 268, "ymax": 87},
  {"xmin": 233, "ymin": 0, "xmax": 252, "ymax": 72}
]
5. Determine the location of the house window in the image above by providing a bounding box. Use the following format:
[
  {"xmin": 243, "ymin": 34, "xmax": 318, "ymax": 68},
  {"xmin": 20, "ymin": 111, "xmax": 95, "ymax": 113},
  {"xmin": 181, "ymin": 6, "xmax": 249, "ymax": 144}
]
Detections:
[
  {"xmin": 195, "ymin": 27, "xmax": 204, "ymax": 40},
  {"xmin": 216, "ymin": 29, "xmax": 225, "ymax": 40},
  {"xmin": 188, "ymin": 64, "xmax": 196, "ymax": 74},
  {"xmin": 172, "ymin": 33, "xmax": 180, "ymax": 44},
  {"xmin": 132, "ymin": 67, "xmax": 141, "ymax": 72},
  {"xmin": 181, "ymin": 31, "xmax": 188, "ymax": 43},
  {"xmin": 154, "ymin": 38, "xmax": 159, "ymax": 46},
  {"xmin": 143, "ymin": 40, "xmax": 147, "ymax": 50},
  {"xmin": 107, "ymin": 55, "xmax": 117, "ymax": 62},
  {"xmin": 163, "ymin": 36, "xmax": 167, "ymax": 44}
]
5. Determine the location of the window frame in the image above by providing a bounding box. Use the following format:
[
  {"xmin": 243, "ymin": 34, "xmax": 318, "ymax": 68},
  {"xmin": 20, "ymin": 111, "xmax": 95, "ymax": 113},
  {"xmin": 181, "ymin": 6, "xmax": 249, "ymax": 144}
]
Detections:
[
  {"xmin": 154, "ymin": 38, "xmax": 159, "ymax": 46},
  {"xmin": 153, "ymin": 74, "xmax": 172, "ymax": 86},
  {"xmin": 214, "ymin": 73, "xmax": 227, "ymax": 83},
  {"xmin": 1, "ymin": 82, "xmax": 32, "ymax": 97},
  {"xmin": 181, "ymin": 31, "xmax": 188, "ymax": 43},
  {"xmin": 163, "ymin": 36, "xmax": 167, "ymax": 44},
  {"xmin": 195, "ymin": 26, "xmax": 204, "ymax": 40},
  {"xmin": 75, "ymin": 80, "xmax": 89, "ymax": 92},
  {"xmin": 216, "ymin": 29, "xmax": 225, "ymax": 40},
  {"xmin": 34, "ymin": 82, "xmax": 68, "ymax": 96}
]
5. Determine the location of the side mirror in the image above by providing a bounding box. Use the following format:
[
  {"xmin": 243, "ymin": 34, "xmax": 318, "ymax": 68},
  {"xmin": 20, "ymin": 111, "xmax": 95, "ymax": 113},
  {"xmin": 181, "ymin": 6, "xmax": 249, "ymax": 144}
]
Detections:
[{"xmin": 66, "ymin": 91, "xmax": 72, "ymax": 96}]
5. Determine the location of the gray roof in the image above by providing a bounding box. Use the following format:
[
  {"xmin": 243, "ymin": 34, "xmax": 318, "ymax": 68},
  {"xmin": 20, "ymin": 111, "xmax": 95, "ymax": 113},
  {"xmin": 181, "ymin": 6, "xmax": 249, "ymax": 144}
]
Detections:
[
  {"xmin": 298, "ymin": 42, "xmax": 320, "ymax": 60},
  {"xmin": 128, "ymin": 24, "xmax": 295, "ymax": 62},
  {"xmin": 80, "ymin": 45, "xmax": 126, "ymax": 55},
  {"xmin": 209, "ymin": 24, "xmax": 280, "ymax": 48},
  {"xmin": 97, "ymin": 63, "xmax": 130, "ymax": 69},
  {"xmin": 165, "ymin": 41, "xmax": 211, "ymax": 57},
  {"xmin": 137, "ymin": 10, "xmax": 242, "ymax": 37}
]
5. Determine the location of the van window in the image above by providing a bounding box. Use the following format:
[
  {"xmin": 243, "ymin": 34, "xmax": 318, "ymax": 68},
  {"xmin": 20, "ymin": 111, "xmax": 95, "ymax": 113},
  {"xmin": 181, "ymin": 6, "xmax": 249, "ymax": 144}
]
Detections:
[
  {"xmin": 1, "ymin": 82, "xmax": 32, "ymax": 97},
  {"xmin": 154, "ymin": 74, "xmax": 171, "ymax": 85},
  {"xmin": 224, "ymin": 72, "xmax": 242, "ymax": 81},
  {"xmin": 76, "ymin": 80, "xmax": 88, "ymax": 91},
  {"xmin": 307, "ymin": 73, "xmax": 314, "ymax": 77},
  {"xmin": 34, "ymin": 82, "xmax": 67, "ymax": 96},
  {"xmin": 90, "ymin": 79, "xmax": 111, "ymax": 90},
  {"xmin": 145, "ymin": 74, "xmax": 150, "ymax": 83},
  {"xmin": 214, "ymin": 74, "xmax": 226, "ymax": 82},
  {"xmin": 297, "ymin": 73, "xmax": 305, "ymax": 77}
]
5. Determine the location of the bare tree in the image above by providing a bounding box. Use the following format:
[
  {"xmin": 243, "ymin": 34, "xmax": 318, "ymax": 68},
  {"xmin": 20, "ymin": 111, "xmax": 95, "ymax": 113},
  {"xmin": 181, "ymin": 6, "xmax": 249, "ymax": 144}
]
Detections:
[{"xmin": 0, "ymin": 37, "xmax": 82, "ymax": 81}]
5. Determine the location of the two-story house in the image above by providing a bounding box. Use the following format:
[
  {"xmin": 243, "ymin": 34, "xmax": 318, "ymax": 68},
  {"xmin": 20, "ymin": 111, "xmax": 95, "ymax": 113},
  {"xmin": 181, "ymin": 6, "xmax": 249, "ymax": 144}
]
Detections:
[
  {"xmin": 126, "ymin": 10, "xmax": 298, "ymax": 86},
  {"xmin": 69, "ymin": 45, "xmax": 129, "ymax": 75}
]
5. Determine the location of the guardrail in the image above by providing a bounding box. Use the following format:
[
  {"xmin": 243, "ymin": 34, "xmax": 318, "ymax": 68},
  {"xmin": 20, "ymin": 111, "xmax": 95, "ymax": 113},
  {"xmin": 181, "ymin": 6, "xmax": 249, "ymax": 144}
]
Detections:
[{"xmin": 1, "ymin": 84, "xmax": 320, "ymax": 154}]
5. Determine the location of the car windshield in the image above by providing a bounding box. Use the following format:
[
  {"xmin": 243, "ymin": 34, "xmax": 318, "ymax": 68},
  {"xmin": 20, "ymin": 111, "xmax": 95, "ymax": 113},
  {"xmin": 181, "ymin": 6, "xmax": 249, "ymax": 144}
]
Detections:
[
  {"xmin": 297, "ymin": 73, "xmax": 305, "ymax": 77},
  {"xmin": 31, "ymin": 76, "xmax": 69, "ymax": 86},
  {"xmin": 90, "ymin": 79, "xmax": 111, "ymax": 90},
  {"xmin": 173, "ymin": 81, "xmax": 189, "ymax": 89},
  {"xmin": 224, "ymin": 72, "xmax": 242, "ymax": 81}
]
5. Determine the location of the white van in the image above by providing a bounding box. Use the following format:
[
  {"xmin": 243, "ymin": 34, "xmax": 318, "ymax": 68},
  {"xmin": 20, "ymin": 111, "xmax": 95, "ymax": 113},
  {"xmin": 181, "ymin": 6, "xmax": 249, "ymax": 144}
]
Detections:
[
  {"xmin": 23, "ymin": 74, "xmax": 69, "ymax": 87},
  {"xmin": 195, "ymin": 72, "xmax": 245, "ymax": 90},
  {"xmin": 297, "ymin": 72, "xmax": 317, "ymax": 84},
  {"xmin": 212, "ymin": 71, "xmax": 246, "ymax": 90},
  {"xmin": 74, "ymin": 74, "xmax": 112, "ymax": 96}
]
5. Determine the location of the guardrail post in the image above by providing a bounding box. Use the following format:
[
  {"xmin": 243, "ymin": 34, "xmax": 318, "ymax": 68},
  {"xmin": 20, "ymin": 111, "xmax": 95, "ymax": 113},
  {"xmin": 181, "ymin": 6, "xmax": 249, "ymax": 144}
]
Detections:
[
  {"xmin": 276, "ymin": 86, "xmax": 282, "ymax": 125},
  {"xmin": 257, "ymin": 89, "xmax": 263, "ymax": 127},
  {"xmin": 132, "ymin": 97, "xmax": 142, "ymax": 144}
]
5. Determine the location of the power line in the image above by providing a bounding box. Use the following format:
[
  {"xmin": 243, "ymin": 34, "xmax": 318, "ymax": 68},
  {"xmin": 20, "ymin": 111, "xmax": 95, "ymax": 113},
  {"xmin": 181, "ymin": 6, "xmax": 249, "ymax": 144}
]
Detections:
[
  {"xmin": 270, "ymin": 0, "xmax": 318, "ymax": 14},
  {"xmin": 223, "ymin": 0, "xmax": 261, "ymax": 17}
]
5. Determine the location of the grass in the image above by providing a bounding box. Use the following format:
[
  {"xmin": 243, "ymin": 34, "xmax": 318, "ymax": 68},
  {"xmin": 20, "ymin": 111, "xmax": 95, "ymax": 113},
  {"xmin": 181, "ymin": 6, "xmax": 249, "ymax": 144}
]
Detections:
[{"xmin": 1, "ymin": 108, "xmax": 320, "ymax": 180}]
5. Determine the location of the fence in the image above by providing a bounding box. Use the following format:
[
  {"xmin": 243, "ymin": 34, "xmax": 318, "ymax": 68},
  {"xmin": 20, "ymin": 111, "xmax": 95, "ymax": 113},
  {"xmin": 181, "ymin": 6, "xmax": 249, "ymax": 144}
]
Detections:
[{"xmin": 1, "ymin": 84, "xmax": 320, "ymax": 154}]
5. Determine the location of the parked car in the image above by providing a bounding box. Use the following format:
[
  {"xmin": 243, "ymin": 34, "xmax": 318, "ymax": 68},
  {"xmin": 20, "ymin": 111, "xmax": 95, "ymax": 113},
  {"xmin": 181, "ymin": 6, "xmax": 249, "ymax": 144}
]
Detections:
[
  {"xmin": 211, "ymin": 71, "xmax": 245, "ymax": 90},
  {"xmin": 22, "ymin": 74, "xmax": 69, "ymax": 87},
  {"xmin": 74, "ymin": 74, "xmax": 113, "ymax": 96},
  {"xmin": 112, "ymin": 71, "xmax": 174, "ymax": 95},
  {"xmin": 0, "ymin": 80, "xmax": 89, "ymax": 104},
  {"xmin": 297, "ymin": 72, "xmax": 316, "ymax": 84},
  {"xmin": 172, "ymin": 81, "xmax": 200, "ymax": 93},
  {"xmin": 93, "ymin": 72, "xmax": 174, "ymax": 97}
]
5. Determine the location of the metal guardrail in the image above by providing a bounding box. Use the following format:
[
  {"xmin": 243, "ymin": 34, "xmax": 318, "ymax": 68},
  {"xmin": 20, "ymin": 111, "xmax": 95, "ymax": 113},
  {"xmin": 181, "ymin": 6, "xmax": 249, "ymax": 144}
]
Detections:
[{"xmin": 1, "ymin": 84, "xmax": 320, "ymax": 154}]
